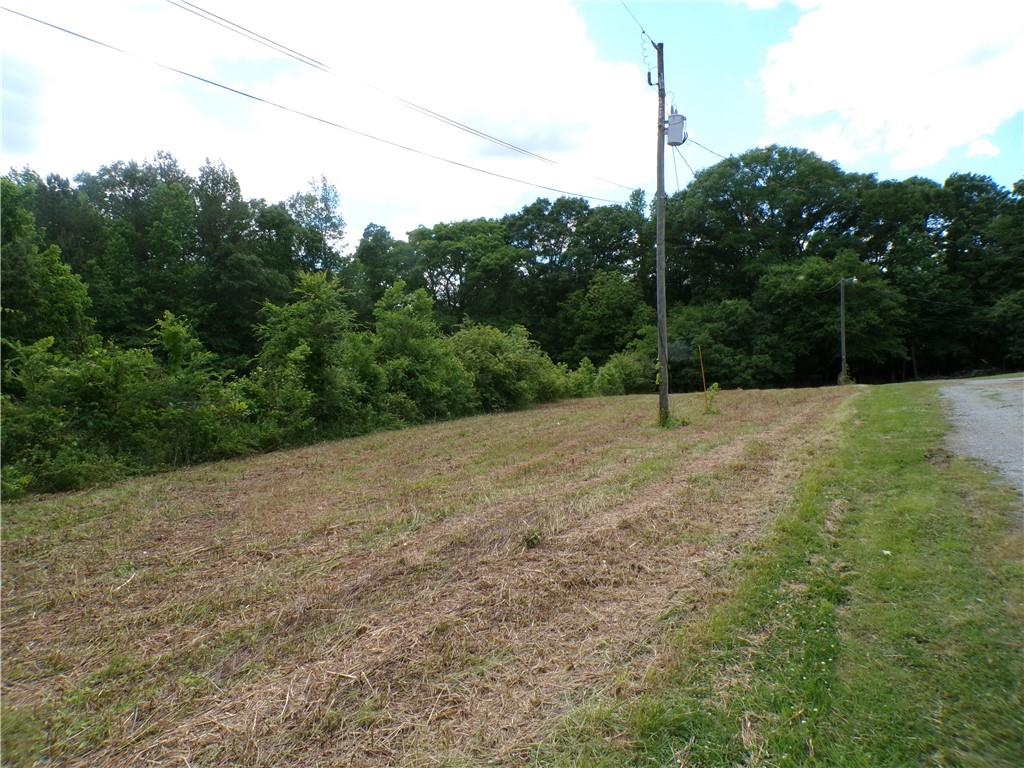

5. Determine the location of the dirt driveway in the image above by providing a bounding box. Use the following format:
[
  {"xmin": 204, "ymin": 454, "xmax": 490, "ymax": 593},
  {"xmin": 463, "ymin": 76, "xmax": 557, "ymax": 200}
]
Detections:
[{"xmin": 940, "ymin": 376, "xmax": 1024, "ymax": 505}]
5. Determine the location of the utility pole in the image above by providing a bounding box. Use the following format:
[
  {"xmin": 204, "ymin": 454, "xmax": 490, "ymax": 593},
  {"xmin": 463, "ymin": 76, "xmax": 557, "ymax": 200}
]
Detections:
[
  {"xmin": 838, "ymin": 277, "xmax": 855, "ymax": 384},
  {"xmin": 655, "ymin": 42, "xmax": 670, "ymax": 425}
]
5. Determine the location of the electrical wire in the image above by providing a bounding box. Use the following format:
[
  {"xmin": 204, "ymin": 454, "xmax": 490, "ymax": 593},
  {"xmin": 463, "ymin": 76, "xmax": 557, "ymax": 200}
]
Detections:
[
  {"xmin": 688, "ymin": 139, "xmax": 729, "ymax": 161},
  {"xmin": 620, "ymin": 0, "xmax": 655, "ymax": 47},
  {"xmin": 812, "ymin": 282, "xmax": 975, "ymax": 310},
  {"xmin": 164, "ymin": 0, "xmax": 551, "ymax": 165},
  {"xmin": 674, "ymin": 146, "xmax": 697, "ymax": 179},
  {"xmin": 670, "ymin": 142, "xmax": 679, "ymax": 193},
  {"xmin": 163, "ymin": 0, "xmax": 638, "ymax": 190},
  {"xmin": 896, "ymin": 293, "xmax": 979, "ymax": 311},
  {"xmin": 172, "ymin": 0, "xmax": 328, "ymax": 69},
  {"xmin": 816, "ymin": 279, "xmax": 849, "ymax": 294},
  {"xmin": 639, "ymin": 32, "xmax": 654, "ymax": 86},
  {"xmin": 2, "ymin": 7, "xmax": 627, "ymax": 205}
]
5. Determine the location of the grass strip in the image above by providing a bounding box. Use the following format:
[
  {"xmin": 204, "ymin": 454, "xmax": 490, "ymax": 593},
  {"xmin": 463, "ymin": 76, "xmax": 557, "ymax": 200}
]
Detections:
[{"xmin": 536, "ymin": 383, "xmax": 1023, "ymax": 767}]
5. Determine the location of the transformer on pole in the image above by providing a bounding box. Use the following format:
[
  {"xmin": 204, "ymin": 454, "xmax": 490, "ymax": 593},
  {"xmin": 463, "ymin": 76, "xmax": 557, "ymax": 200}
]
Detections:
[{"xmin": 667, "ymin": 106, "xmax": 687, "ymax": 147}]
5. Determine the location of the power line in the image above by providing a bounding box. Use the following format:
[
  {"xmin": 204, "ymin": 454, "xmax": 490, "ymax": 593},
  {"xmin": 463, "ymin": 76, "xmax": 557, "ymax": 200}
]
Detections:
[
  {"xmin": 172, "ymin": 0, "xmax": 328, "ymax": 69},
  {"xmin": 813, "ymin": 281, "xmax": 974, "ymax": 310},
  {"xmin": 163, "ymin": 0, "xmax": 637, "ymax": 190},
  {"xmin": 670, "ymin": 142, "xmax": 679, "ymax": 193},
  {"xmin": 164, "ymin": 0, "xmax": 549, "ymax": 164},
  {"xmin": 2, "ymin": 7, "xmax": 627, "ymax": 206},
  {"xmin": 898, "ymin": 293, "xmax": 978, "ymax": 311},
  {"xmin": 674, "ymin": 146, "xmax": 697, "ymax": 179},
  {"xmin": 688, "ymin": 139, "xmax": 729, "ymax": 161},
  {"xmin": 620, "ymin": 0, "xmax": 655, "ymax": 46}
]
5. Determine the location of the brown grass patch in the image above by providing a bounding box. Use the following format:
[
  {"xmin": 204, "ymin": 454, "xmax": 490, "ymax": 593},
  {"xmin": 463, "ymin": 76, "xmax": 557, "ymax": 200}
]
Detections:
[{"xmin": 2, "ymin": 388, "xmax": 852, "ymax": 766}]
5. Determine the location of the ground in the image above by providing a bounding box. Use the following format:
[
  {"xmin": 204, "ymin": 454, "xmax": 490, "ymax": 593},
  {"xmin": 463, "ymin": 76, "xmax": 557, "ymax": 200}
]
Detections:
[
  {"xmin": 941, "ymin": 375, "xmax": 1024, "ymax": 504},
  {"xmin": 2, "ymin": 382, "xmax": 1021, "ymax": 767}
]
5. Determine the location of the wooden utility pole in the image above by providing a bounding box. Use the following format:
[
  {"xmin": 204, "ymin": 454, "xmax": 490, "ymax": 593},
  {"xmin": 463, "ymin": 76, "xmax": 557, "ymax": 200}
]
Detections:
[
  {"xmin": 839, "ymin": 277, "xmax": 848, "ymax": 383},
  {"xmin": 698, "ymin": 344, "xmax": 709, "ymax": 412},
  {"xmin": 655, "ymin": 42, "xmax": 670, "ymax": 425}
]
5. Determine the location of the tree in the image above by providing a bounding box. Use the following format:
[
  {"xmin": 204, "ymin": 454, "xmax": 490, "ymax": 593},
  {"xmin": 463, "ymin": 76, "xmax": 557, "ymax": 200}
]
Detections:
[
  {"xmin": 664, "ymin": 145, "xmax": 871, "ymax": 304},
  {"xmin": 447, "ymin": 324, "xmax": 563, "ymax": 411},
  {"xmin": 754, "ymin": 253, "xmax": 907, "ymax": 384},
  {"xmin": 287, "ymin": 175, "xmax": 345, "ymax": 273},
  {"xmin": 669, "ymin": 299, "xmax": 782, "ymax": 390},
  {"xmin": 408, "ymin": 218, "xmax": 527, "ymax": 328},
  {"xmin": 351, "ymin": 223, "xmax": 417, "ymax": 312},
  {"xmin": 372, "ymin": 282, "xmax": 477, "ymax": 422},
  {"xmin": 256, "ymin": 272, "xmax": 365, "ymax": 428},
  {"xmin": 860, "ymin": 177, "xmax": 968, "ymax": 375},
  {"xmin": 560, "ymin": 270, "xmax": 654, "ymax": 366},
  {"xmin": 501, "ymin": 196, "xmax": 598, "ymax": 351},
  {"xmin": 0, "ymin": 179, "xmax": 94, "ymax": 355}
]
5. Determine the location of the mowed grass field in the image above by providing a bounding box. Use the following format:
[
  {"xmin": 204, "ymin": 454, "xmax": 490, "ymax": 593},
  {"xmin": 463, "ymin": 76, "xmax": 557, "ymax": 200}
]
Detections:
[{"xmin": 2, "ymin": 384, "xmax": 1021, "ymax": 767}]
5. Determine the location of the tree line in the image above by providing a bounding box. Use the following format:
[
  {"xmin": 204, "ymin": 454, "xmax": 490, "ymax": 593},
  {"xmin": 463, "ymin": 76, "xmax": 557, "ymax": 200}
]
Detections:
[{"xmin": 2, "ymin": 146, "xmax": 1021, "ymax": 494}]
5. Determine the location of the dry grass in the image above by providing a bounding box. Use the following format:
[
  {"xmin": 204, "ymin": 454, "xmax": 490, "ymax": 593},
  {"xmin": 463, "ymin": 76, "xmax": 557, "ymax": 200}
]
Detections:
[{"xmin": 1, "ymin": 388, "xmax": 852, "ymax": 766}]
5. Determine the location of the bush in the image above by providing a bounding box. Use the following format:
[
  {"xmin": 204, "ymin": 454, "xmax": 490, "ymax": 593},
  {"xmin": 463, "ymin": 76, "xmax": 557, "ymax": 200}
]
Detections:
[
  {"xmin": 595, "ymin": 349, "xmax": 654, "ymax": 395},
  {"xmin": 238, "ymin": 346, "xmax": 315, "ymax": 449},
  {"xmin": 448, "ymin": 324, "xmax": 563, "ymax": 411},
  {"xmin": 1, "ymin": 318, "xmax": 252, "ymax": 494},
  {"xmin": 373, "ymin": 283, "xmax": 477, "ymax": 421},
  {"xmin": 988, "ymin": 290, "xmax": 1024, "ymax": 368},
  {"xmin": 562, "ymin": 357, "xmax": 597, "ymax": 398}
]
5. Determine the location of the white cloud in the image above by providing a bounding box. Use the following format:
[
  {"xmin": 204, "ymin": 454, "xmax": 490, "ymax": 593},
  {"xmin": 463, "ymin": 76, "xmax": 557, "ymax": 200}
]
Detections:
[
  {"xmin": 966, "ymin": 138, "xmax": 1000, "ymax": 158},
  {"xmin": 728, "ymin": 0, "xmax": 822, "ymax": 9},
  {"xmin": 1, "ymin": 0, "xmax": 652, "ymax": 247},
  {"xmin": 758, "ymin": 0, "xmax": 1024, "ymax": 171}
]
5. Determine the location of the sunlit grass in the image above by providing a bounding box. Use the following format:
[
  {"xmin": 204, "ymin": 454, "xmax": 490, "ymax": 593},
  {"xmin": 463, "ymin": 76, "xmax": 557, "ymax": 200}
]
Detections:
[{"xmin": 538, "ymin": 384, "xmax": 1023, "ymax": 767}]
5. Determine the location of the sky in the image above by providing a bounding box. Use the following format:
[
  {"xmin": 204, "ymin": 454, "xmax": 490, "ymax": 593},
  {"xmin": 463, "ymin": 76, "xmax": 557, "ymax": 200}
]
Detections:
[{"xmin": 2, "ymin": 0, "xmax": 1022, "ymax": 252}]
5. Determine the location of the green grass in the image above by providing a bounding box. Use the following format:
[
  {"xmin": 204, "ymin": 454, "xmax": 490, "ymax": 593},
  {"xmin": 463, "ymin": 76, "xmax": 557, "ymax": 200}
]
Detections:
[{"xmin": 536, "ymin": 383, "xmax": 1023, "ymax": 767}]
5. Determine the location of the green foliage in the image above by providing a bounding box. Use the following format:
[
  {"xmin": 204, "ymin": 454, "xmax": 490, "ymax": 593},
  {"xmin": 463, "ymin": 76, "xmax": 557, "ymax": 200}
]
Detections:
[
  {"xmin": 669, "ymin": 300, "xmax": 782, "ymax": 390},
  {"xmin": 562, "ymin": 357, "xmax": 598, "ymax": 398},
  {"xmin": 349, "ymin": 223, "xmax": 418, "ymax": 316},
  {"xmin": 447, "ymin": 323, "xmax": 564, "ymax": 411},
  {"xmin": 1, "ymin": 179, "xmax": 95, "ymax": 354},
  {"xmin": 561, "ymin": 270, "xmax": 655, "ymax": 366},
  {"xmin": 988, "ymin": 289, "xmax": 1024, "ymax": 367},
  {"xmin": 256, "ymin": 272, "xmax": 390, "ymax": 437},
  {"xmin": 3, "ymin": 153, "xmax": 1023, "ymax": 494},
  {"xmin": 704, "ymin": 382, "xmax": 720, "ymax": 414},
  {"xmin": 1, "ymin": 321, "xmax": 250, "ymax": 494},
  {"xmin": 239, "ymin": 348, "xmax": 315, "ymax": 449},
  {"xmin": 408, "ymin": 218, "xmax": 527, "ymax": 328},
  {"xmin": 286, "ymin": 175, "xmax": 345, "ymax": 273},
  {"xmin": 373, "ymin": 282, "xmax": 477, "ymax": 422},
  {"xmin": 594, "ymin": 348, "xmax": 654, "ymax": 396}
]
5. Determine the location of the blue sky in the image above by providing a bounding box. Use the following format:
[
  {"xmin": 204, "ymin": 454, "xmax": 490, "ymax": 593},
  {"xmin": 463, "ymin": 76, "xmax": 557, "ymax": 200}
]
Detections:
[
  {"xmin": 2, "ymin": 0, "xmax": 1022, "ymax": 244},
  {"xmin": 579, "ymin": 0, "xmax": 803, "ymax": 184},
  {"xmin": 579, "ymin": 0, "xmax": 1021, "ymax": 190}
]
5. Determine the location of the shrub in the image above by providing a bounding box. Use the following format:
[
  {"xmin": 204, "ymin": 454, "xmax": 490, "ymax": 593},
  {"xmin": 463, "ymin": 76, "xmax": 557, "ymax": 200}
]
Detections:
[
  {"xmin": 237, "ymin": 348, "xmax": 314, "ymax": 450},
  {"xmin": 448, "ymin": 324, "xmax": 565, "ymax": 411},
  {"xmin": 595, "ymin": 348, "xmax": 654, "ymax": 395},
  {"xmin": 1, "ymin": 318, "xmax": 252, "ymax": 494},
  {"xmin": 562, "ymin": 357, "xmax": 597, "ymax": 398},
  {"xmin": 373, "ymin": 283, "xmax": 477, "ymax": 421}
]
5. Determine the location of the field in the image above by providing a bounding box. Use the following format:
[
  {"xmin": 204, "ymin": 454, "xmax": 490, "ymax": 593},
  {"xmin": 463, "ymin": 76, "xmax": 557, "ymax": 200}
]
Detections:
[{"xmin": 2, "ymin": 385, "xmax": 1021, "ymax": 766}]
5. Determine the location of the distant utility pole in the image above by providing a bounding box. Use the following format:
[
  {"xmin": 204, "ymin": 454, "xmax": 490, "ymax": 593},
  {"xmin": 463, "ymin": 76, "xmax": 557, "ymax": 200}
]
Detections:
[
  {"xmin": 838, "ymin": 276, "xmax": 856, "ymax": 384},
  {"xmin": 655, "ymin": 41, "xmax": 670, "ymax": 425}
]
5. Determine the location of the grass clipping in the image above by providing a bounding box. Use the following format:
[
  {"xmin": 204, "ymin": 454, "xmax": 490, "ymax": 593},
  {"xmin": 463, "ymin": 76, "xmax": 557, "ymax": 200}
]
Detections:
[
  {"xmin": 2, "ymin": 387, "xmax": 850, "ymax": 766},
  {"xmin": 539, "ymin": 383, "xmax": 1024, "ymax": 767}
]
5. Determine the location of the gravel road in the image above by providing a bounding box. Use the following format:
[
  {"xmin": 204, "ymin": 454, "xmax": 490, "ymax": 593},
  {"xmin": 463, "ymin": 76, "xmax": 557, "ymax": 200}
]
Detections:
[{"xmin": 940, "ymin": 376, "xmax": 1024, "ymax": 508}]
